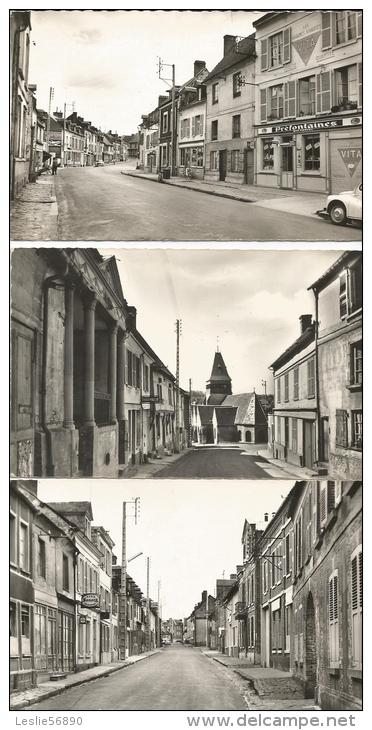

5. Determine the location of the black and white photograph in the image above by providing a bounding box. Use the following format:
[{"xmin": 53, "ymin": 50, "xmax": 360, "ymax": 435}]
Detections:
[
  {"xmin": 11, "ymin": 247, "xmax": 362, "ymax": 482},
  {"xmin": 10, "ymin": 9, "xmax": 362, "ymax": 241},
  {"xmin": 10, "ymin": 478, "xmax": 362, "ymax": 712}
]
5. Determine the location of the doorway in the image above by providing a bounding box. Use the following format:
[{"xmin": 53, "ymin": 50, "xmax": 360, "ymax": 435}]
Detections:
[
  {"xmin": 245, "ymin": 147, "xmax": 254, "ymax": 184},
  {"xmin": 303, "ymin": 420, "xmax": 314, "ymax": 469},
  {"xmin": 305, "ymin": 593, "xmax": 317, "ymax": 699},
  {"xmin": 280, "ymin": 136, "xmax": 294, "ymax": 189},
  {"xmin": 219, "ymin": 149, "xmax": 227, "ymax": 181},
  {"xmin": 261, "ymin": 608, "xmax": 270, "ymax": 666},
  {"xmin": 321, "ymin": 417, "xmax": 329, "ymax": 462}
]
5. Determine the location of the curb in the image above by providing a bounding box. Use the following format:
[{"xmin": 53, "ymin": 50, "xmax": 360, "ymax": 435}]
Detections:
[
  {"xmin": 10, "ymin": 650, "xmax": 160, "ymax": 710},
  {"xmin": 121, "ymin": 171, "xmax": 257, "ymax": 204}
]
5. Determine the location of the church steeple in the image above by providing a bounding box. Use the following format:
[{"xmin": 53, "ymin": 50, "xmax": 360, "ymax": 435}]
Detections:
[{"xmin": 206, "ymin": 350, "xmax": 232, "ymax": 404}]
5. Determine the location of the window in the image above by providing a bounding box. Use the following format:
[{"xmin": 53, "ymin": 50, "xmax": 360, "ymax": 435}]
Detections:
[
  {"xmin": 10, "ymin": 602, "xmax": 17, "ymax": 638},
  {"xmin": 336, "ymin": 409, "xmax": 348, "ymax": 448},
  {"xmin": 269, "ymin": 32, "xmax": 283, "ymax": 68},
  {"xmin": 268, "ymin": 85, "xmax": 284, "ymax": 120},
  {"xmin": 211, "ymin": 120, "xmax": 218, "ymax": 141},
  {"xmin": 180, "ymin": 118, "xmax": 190, "ymax": 139},
  {"xmin": 334, "ymin": 65, "xmax": 358, "ymax": 107},
  {"xmin": 212, "ymin": 83, "xmax": 219, "ymax": 104},
  {"xmin": 62, "ymin": 554, "xmax": 69, "ymax": 592},
  {"xmin": 351, "ymin": 411, "xmax": 362, "ymax": 449},
  {"xmin": 262, "ymin": 138, "xmax": 274, "ymax": 169},
  {"xmin": 231, "ymin": 150, "xmax": 240, "ymax": 173},
  {"xmin": 38, "ymin": 538, "xmax": 46, "ymax": 579},
  {"xmin": 284, "ymin": 373, "xmax": 289, "ymax": 402},
  {"xmin": 304, "ymin": 135, "xmax": 320, "ymax": 171},
  {"xmin": 233, "ymin": 72, "xmax": 241, "ymax": 97},
  {"xmin": 285, "ymin": 534, "xmax": 291, "ymax": 575},
  {"xmin": 10, "ymin": 512, "xmax": 16, "ymax": 564},
  {"xmin": 276, "ymin": 377, "xmax": 281, "ymax": 404},
  {"xmin": 329, "ymin": 571, "xmax": 339, "ymax": 666},
  {"xmin": 298, "ymin": 76, "xmax": 316, "ymax": 116},
  {"xmin": 210, "ymin": 150, "xmax": 219, "ymax": 171},
  {"xmin": 156, "ymin": 381, "xmax": 163, "ymax": 402},
  {"xmin": 335, "ymin": 11, "xmax": 357, "ymax": 45},
  {"xmin": 292, "ymin": 418, "xmax": 298, "ymax": 454},
  {"xmin": 144, "ymin": 364, "xmax": 149, "ymax": 392},
  {"xmin": 34, "ymin": 604, "xmax": 46, "ymax": 655},
  {"xmin": 19, "ymin": 522, "xmax": 29, "ymax": 571},
  {"xmin": 168, "ymin": 384, "xmax": 173, "ymax": 406},
  {"xmin": 192, "ymin": 114, "xmax": 203, "ymax": 137},
  {"xmin": 162, "ymin": 111, "xmax": 169, "ymax": 133},
  {"xmin": 293, "ymin": 367, "xmax": 299, "ymax": 400},
  {"xmin": 285, "ymin": 605, "xmax": 291, "ymax": 652},
  {"xmin": 307, "ymin": 358, "xmax": 315, "ymax": 398},
  {"xmin": 85, "ymin": 620, "xmax": 91, "ymax": 653},
  {"xmin": 232, "ymin": 115, "xmax": 241, "ymax": 139},
  {"xmin": 351, "ymin": 546, "xmax": 362, "ymax": 668},
  {"xmin": 127, "ymin": 349, "xmax": 133, "ymax": 386},
  {"xmin": 350, "ymin": 341, "xmax": 362, "ymax": 386},
  {"xmin": 21, "ymin": 605, "xmax": 30, "ymax": 638},
  {"xmin": 263, "ymin": 561, "xmax": 268, "ymax": 593}
]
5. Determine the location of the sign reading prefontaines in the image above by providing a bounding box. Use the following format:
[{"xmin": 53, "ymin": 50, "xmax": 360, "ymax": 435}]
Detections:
[{"xmin": 81, "ymin": 593, "xmax": 100, "ymax": 609}]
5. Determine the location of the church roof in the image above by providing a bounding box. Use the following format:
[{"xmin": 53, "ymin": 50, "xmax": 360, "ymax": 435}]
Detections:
[
  {"xmin": 223, "ymin": 392, "xmax": 268, "ymax": 426},
  {"xmin": 198, "ymin": 405, "xmax": 215, "ymax": 425},
  {"xmin": 207, "ymin": 351, "xmax": 232, "ymax": 384},
  {"xmin": 214, "ymin": 406, "xmax": 237, "ymax": 426},
  {"xmin": 207, "ymin": 393, "xmax": 227, "ymax": 406}
]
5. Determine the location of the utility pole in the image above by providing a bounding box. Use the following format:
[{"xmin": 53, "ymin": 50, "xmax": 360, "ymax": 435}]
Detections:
[
  {"xmin": 261, "ymin": 379, "xmax": 267, "ymax": 397},
  {"xmin": 146, "ymin": 557, "xmax": 151, "ymax": 651},
  {"xmin": 46, "ymin": 86, "xmax": 54, "ymax": 155},
  {"xmin": 119, "ymin": 497, "xmax": 140, "ymax": 661},
  {"xmin": 175, "ymin": 319, "xmax": 182, "ymax": 453},
  {"xmin": 158, "ymin": 58, "xmax": 176, "ymax": 175},
  {"xmin": 205, "ymin": 592, "xmax": 209, "ymax": 648},
  {"xmin": 188, "ymin": 377, "xmax": 192, "ymax": 447}
]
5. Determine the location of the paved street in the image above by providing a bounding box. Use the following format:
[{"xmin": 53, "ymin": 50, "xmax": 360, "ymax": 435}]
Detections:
[
  {"xmin": 27, "ymin": 646, "xmax": 248, "ymax": 711},
  {"xmin": 153, "ymin": 447, "xmax": 291, "ymax": 479},
  {"xmin": 54, "ymin": 164, "xmax": 361, "ymax": 241}
]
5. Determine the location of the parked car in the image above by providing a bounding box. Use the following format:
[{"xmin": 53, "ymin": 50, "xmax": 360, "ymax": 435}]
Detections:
[{"xmin": 316, "ymin": 183, "xmax": 362, "ymax": 226}]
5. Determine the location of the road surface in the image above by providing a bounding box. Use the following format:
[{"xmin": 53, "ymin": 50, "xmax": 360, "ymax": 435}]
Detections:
[
  {"xmin": 55, "ymin": 164, "xmax": 361, "ymax": 241},
  {"xmin": 27, "ymin": 646, "xmax": 248, "ymax": 711},
  {"xmin": 153, "ymin": 447, "xmax": 285, "ymax": 479}
]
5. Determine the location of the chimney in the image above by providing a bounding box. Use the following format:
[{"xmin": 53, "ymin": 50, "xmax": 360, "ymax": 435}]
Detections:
[
  {"xmin": 299, "ymin": 314, "xmax": 313, "ymax": 334},
  {"xmin": 230, "ymin": 573, "xmax": 237, "ymax": 580},
  {"xmin": 264, "ymin": 512, "xmax": 269, "ymax": 522},
  {"xmin": 126, "ymin": 306, "xmax": 137, "ymax": 332},
  {"xmin": 158, "ymin": 95, "xmax": 168, "ymax": 108},
  {"xmin": 202, "ymin": 589, "xmax": 207, "ymax": 603},
  {"xmin": 112, "ymin": 554, "xmax": 117, "ymax": 565},
  {"xmin": 272, "ymin": 512, "xmax": 276, "ymax": 519},
  {"xmin": 224, "ymin": 34, "xmax": 237, "ymax": 56},
  {"xmin": 194, "ymin": 60, "xmax": 206, "ymax": 76}
]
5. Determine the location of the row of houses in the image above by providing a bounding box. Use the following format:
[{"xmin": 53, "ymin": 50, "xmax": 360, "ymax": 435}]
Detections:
[
  {"xmin": 185, "ymin": 479, "xmax": 362, "ymax": 711},
  {"xmin": 10, "ymin": 480, "xmax": 161, "ymax": 692},
  {"xmin": 138, "ymin": 11, "xmax": 362, "ymax": 194},
  {"xmin": 190, "ymin": 251, "xmax": 362, "ymax": 481},
  {"xmin": 10, "ymin": 11, "xmax": 139, "ymax": 197},
  {"xmin": 11, "ymin": 248, "xmax": 190, "ymax": 479}
]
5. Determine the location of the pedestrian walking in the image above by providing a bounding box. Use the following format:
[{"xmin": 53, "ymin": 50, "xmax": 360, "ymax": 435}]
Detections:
[{"xmin": 52, "ymin": 158, "xmax": 59, "ymax": 176}]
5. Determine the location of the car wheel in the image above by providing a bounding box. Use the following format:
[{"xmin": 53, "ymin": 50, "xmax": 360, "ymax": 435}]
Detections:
[{"xmin": 329, "ymin": 202, "xmax": 347, "ymax": 226}]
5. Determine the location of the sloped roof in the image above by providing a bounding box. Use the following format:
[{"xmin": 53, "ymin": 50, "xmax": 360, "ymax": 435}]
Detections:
[
  {"xmin": 307, "ymin": 252, "xmax": 359, "ymax": 293},
  {"xmin": 219, "ymin": 393, "xmax": 268, "ymax": 426},
  {"xmin": 48, "ymin": 501, "xmax": 94, "ymax": 521},
  {"xmin": 197, "ymin": 405, "xmax": 215, "ymax": 425},
  {"xmin": 214, "ymin": 406, "xmax": 237, "ymax": 426},
  {"xmin": 270, "ymin": 326, "xmax": 315, "ymax": 371},
  {"xmin": 205, "ymin": 34, "xmax": 256, "ymax": 83},
  {"xmin": 207, "ymin": 393, "xmax": 227, "ymax": 406},
  {"xmin": 208, "ymin": 351, "xmax": 231, "ymax": 384},
  {"xmin": 99, "ymin": 255, "xmax": 125, "ymax": 302}
]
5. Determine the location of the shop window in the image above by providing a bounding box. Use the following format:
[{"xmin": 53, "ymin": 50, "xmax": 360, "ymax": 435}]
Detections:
[
  {"xmin": 231, "ymin": 150, "xmax": 240, "ymax": 172},
  {"xmin": 232, "ymin": 115, "xmax": 241, "ymax": 139},
  {"xmin": 307, "ymin": 358, "xmax": 315, "ymax": 398},
  {"xmin": 298, "ymin": 76, "xmax": 316, "ymax": 116},
  {"xmin": 10, "ymin": 602, "xmax": 17, "ymax": 638},
  {"xmin": 334, "ymin": 65, "xmax": 358, "ymax": 109},
  {"xmin": 210, "ymin": 150, "xmax": 219, "ymax": 171},
  {"xmin": 350, "ymin": 341, "xmax": 362, "ymax": 386},
  {"xmin": 21, "ymin": 605, "xmax": 30, "ymax": 639},
  {"xmin": 232, "ymin": 72, "xmax": 241, "ymax": 98},
  {"xmin": 263, "ymin": 138, "xmax": 274, "ymax": 170},
  {"xmin": 268, "ymin": 85, "xmax": 284, "ymax": 120},
  {"xmin": 335, "ymin": 11, "xmax": 357, "ymax": 45},
  {"xmin": 351, "ymin": 411, "xmax": 362, "ymax": 450},
  {"xmin": 304, "ymin": 135, "xmax": 320, "ymax": 171},
  {"xmin": 285, "ymin": 605, "xmax": 291, "ymax": 652},
  {"xmin": 329, "ymin": 571, "xmax": 340, "ymax": 666},
  {"xmin": 211, "ymin": 120, "xmax": 218, "ymax": 141},
  {"xmin": 351, "ymin": 546, "xmax": 362, "ymax": 668},
  {"xmin": 336, "ymin": 409, "xmax": 348, "ymax": 448},
  {"xmin": 212, "ymin": 83, "xmax": 219, "ymax": 104},
  {"xmin": 38, "ymin": 538, "xmax": 46, "ymax": 579}
]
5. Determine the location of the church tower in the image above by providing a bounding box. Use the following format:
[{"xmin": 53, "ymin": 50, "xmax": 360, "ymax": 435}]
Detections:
[{"xmin": 206, "ymin": 350, "xmax": 232, "ymax": 405}]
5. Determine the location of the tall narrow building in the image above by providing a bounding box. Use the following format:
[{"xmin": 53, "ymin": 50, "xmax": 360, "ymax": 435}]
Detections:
[{"xmin": 206, "ymin": 351, "xmax": 232, "ymax": 405}]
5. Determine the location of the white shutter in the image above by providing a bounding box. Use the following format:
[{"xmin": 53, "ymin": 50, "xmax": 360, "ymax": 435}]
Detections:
[
  {"xmin": 320, "ymin": 483, "xmax": 327, "ymax": 527},
  {"xmin": 316, "ymin": 71, "xmax": 331, "ymax": 114},
  {"xmin": 283, "ymin": 28, "xmax": 291, "ymax": 63},
  {"xmin": 357, "ymin": 11, "xmax": 362, "ymax": 37},
  {"xmin": 192, "ymin": 117, "xmax": 196, "ymax": 137},
  {"xmin": 351, "ymin": 548, "xmax": 362, "ymax": 667},
  {"xmin": 284, "ymin": 81, "xmax": 296, "ymax": 118},
  {"xmin": 358, "ymin": 63, "xmax": 363, "ymax": 108},
  {"xmin": 261, "ymin": 38, "xmax": 268, "ymax": 71},
  {"xmin": 321, "ymin": 11, "xmax": 332, "ymax": 49},
  {"xmin": 260, "ymin": 88, "xmax": 267, "ymax": 122}
]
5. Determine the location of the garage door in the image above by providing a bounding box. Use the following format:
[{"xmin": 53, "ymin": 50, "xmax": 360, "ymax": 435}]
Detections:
[{"xmin": 330, "ymin": 137, "xmax": 362, "ymax": 193}]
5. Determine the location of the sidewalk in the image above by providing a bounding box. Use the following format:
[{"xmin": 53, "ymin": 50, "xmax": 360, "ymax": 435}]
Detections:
[
  {"xmin": 202, "ymin": 651, "xmax": 319, "ymax": 710},
  {"xmin": 10, "ymin": 649, "xmax": 160, "ymax": 710},
  {"xmin": 121, "ymin": 170, "xmax": 325, "ymax": 220},
  {"xmin": 10, "ymin": 177, "xmax": 58, "ymax": 240},
  {"xmin": 256, "ymin": 448, "xmax": 320, "ymax": 478},
  {"xmin": 121, "ymin": 448, "xmax": 192, "ymax": 479}
]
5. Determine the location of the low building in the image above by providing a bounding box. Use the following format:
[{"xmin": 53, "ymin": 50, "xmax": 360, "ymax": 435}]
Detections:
[
  {"xmin": 140, "ymin": 108, "xmax": 160, "ymax": 173},
  {"xmin": 10, "ymin": 11, "xmax": 32, "ymax": 198},
  {"xmin": 291, "ymin": 480, "xmax": 362, "ymax": 710},
  {"xmin": 92, "ymin": 526, "xmax": 115, "ymax": 664},
  {"xmin": 177, "ymin": 61, "xmax": 208, "ymax": 179},
  {"xmin": 186, "ymin": 590, "xmax": 216, "ymax": 647},
  {"xmin": 237, "ymin": 521, "xmax": 263, "ymax": 664},
  {"xmin": 308, "ymin": 252, "xmax": 362, "ymax": 480},
  {"xmin": 223, "ymin": 578, "xmax": 240, "ymax": 657}
]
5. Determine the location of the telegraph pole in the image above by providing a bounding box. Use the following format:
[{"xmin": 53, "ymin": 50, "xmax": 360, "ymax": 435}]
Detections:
[
  {"xmin": 158, "ymin": 58, "xmax": 176, "ymax": 175},
  {"xmin": 205, "ymin": 592, "xmax": 209, "ymax": 648},
  {"xmin": 146, "ymin": 557, "xmax": 151, "ymax": 651},
  {"xmin": 175, "ymin": 319, "xmax": 182, "ymax": 453},
  {"xmin": 46, "ymin": 86, "xmax": 54, "ymax": 155},
  {"xmin": 119, "ymin": 498, "xmax": 140, "ymax": 661},
  {"xmin": 188, "ymin": 377, "xmax": 192, "ymax": 447}
]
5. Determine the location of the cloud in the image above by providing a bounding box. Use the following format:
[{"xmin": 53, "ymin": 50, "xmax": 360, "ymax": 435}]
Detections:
[
  {"xmin": 65, "ymin": 72, "xmax": 117, "ymax": 90},
  {"xmin": 74, "ymin": 28, "xmax": 102, "ymax": 44}
]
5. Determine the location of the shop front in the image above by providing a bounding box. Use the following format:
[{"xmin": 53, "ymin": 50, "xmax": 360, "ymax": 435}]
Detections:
[
  {"xmin": 178, "ymin": 141, "xmax": 204, "ymax": 179},
  {"xmin": 255, "ymin": 114, "xmax": 362, "ymax": 193}
]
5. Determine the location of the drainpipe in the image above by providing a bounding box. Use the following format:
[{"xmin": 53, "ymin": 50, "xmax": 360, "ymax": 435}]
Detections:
[
  {"xmin": 72, "ymin": 537, "xmax": 79, "ymax": 672},
  {"xmin": 313, "ymin": 289, "xmax": 321, "ymax": 468}
]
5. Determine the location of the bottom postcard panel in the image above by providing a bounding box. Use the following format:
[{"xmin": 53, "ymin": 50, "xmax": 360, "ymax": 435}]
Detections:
[{"xmin": 10, "ymin": 479, "xmax": 362, "ymax": 712}]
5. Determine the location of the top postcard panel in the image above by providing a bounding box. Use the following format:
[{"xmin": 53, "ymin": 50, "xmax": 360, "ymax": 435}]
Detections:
[{"xmin": 10, "ymin": 9, "xmax": 362, "ymax": 242}]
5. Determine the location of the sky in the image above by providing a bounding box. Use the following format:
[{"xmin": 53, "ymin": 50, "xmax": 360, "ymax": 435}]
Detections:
[
  {"xmin": 102, "ymin": 248, "xmax": 341, "ymax": 394},
  {"xmin": 28, "ymin": 10, "xmax": 262, "ymax": 133},
  {"xmin": 37, "ymin": 479, "xmax": 294, "ymax": 619}
]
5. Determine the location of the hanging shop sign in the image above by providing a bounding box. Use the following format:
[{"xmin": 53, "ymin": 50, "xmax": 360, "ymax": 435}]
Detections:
[
  {"xmin": 81, "ymin": 593, "xmax": 100, "ymax": 609},
  {"xmin": 257, "ymin": 116, "xmax": 362, "ymax": 135}
]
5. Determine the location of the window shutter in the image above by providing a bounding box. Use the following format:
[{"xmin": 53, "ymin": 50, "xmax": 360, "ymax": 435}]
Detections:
[
  {"xmin": 192, "ymin": 117, "xmax": 196, "ymax": 137},
  {"xmin": 283, "ymin": 28, "xmax": 291, "ymax": 63},
  {"xmin": 261, "ymin": 38, "xmax": 268, "ymax": 71},
  {"xmin": 320, "ymin": 483, "xmax": 327, "ymax": 526},
  {"xmin": 327, "ymin": 481, "xmax": 335, "ymax": 512},
  {"xmin": 321, "ymin": 12, "xmax": 332, "ymax": 49},
  {"xmin": 284, "ymin": 82, "xmax": 289, "ymax": 118},
  {"xmin": 200, "ymin": 113, "xmax": 204, "ymax": 133},
  {"xmin": 336, "ymin": 409, "xmax": 348, "ymax": 448},
  {"xmin": 357, "ymin": 11, "xmax": 362, "ymax": 37},
  {"xmin": 316, "ymin": 71, "xmax": 331, "ymax": 113},
  {"xmin": 260, "ymin": 88, "xmax": 267, "ymax": 122},
  {"xmin": 351, "ymin": 555, "xmax": 358, "ymax": 611},
  {"xmin": 358, "ymin": 63, "xmax": 363, "ymax": 108},
  {"xmin": 288, "ymin": 80, "xmax": 296, "ymax": 117}
]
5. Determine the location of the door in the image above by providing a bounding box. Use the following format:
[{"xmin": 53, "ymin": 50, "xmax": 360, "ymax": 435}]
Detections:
[
  {"xmin": 265, "ymin": 609, "xmax": 270, "ymax": 666},
  {"xmin": 305, "ymin": 593, "xmax": 317, "ymax": 699},
  {"xmin": 321, "ymin": 417, "xmax": 329, "ymax": 462},
  {"xmin": 11, "ymin": 320, "xmax": 35, "ymax": 476},
  {"xmin": 280, "ymin": 136, "xmax": 294, "ymax": 189},
  {"xmin": 303, "ymin": 420, "xmax": 314, "ymax": 469},
  {"xmin": 245, "ymin": 147, "xmax": 254, "ymax": 184},
  {"xmin": 93, "ymin": 619, "xmax": 97, "ymax": 662},
  {"xmin": 219, "ymin": 149, "xmax": 227, "ymax": 181}
]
